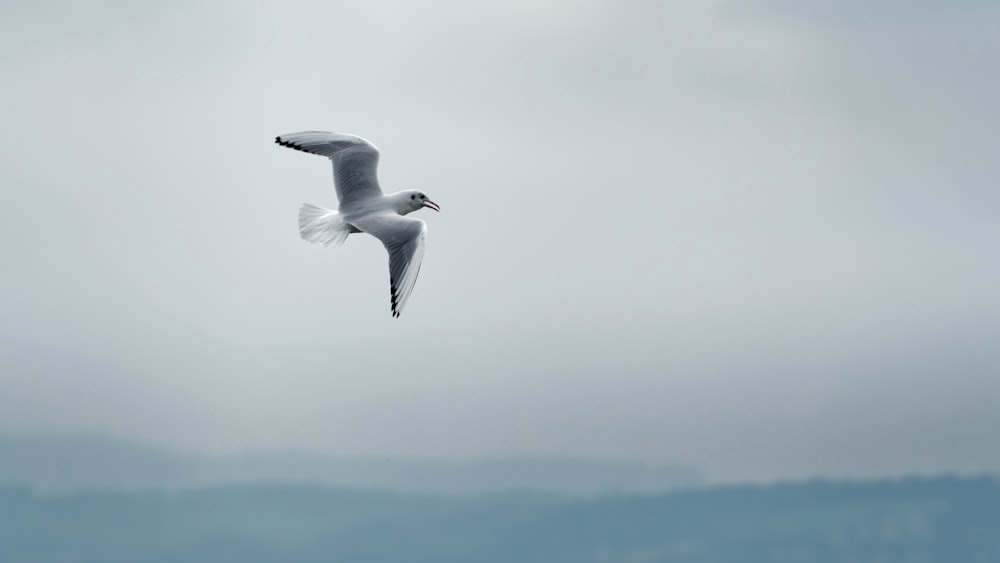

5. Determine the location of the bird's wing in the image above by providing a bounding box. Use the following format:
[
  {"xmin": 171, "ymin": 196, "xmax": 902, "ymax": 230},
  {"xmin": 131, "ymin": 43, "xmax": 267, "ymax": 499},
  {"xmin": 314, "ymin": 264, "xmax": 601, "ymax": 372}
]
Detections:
[
  {"xmin": 352, "ymin": 214, "xmax": 428, "ymax": 318},
  {"xmin": 275, "ymin": 131, "xmax": 383, "ymax": 208}
]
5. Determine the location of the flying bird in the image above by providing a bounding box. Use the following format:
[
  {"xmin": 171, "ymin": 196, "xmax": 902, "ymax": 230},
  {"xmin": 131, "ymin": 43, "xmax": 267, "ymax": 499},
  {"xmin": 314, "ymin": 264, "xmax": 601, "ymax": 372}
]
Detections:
[{"xmin": 275, "ymin": 131, "xmax": 440, "ymax": 318}]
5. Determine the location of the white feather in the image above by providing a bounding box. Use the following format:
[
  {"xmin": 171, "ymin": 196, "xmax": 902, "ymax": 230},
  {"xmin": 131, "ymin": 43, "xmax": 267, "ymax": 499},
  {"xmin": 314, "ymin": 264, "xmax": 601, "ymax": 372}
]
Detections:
[{"xmin": 298, "ymin": 203, "xmax": 351, "ymax": 248}]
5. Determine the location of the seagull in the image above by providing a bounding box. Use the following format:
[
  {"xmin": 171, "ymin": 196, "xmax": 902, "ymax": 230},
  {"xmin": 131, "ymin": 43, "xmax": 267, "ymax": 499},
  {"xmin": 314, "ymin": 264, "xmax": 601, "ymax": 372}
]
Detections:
[{"xmin": 275, "ymin": 131, "xmax": 440, "ymax": 318}]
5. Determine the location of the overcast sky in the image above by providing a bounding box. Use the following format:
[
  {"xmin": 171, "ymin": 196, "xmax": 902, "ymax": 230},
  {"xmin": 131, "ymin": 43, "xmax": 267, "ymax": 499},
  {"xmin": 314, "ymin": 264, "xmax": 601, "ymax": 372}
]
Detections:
[{"xmin": 1, "ymin": 0, "xmax": 998, "ymax": 483}]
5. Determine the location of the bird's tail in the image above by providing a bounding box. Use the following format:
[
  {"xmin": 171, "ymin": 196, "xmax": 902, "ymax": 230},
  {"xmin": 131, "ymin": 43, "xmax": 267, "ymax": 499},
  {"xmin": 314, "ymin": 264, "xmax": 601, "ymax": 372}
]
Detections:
[{"xmin": 298, "ymin": 203, "xmax": 351, "ymax": 247}]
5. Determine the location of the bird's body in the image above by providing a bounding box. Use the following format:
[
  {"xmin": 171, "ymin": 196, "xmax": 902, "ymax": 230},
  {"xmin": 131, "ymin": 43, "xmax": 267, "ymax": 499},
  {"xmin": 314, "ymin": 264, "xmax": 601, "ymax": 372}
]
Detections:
[{"xmin": 275, "ymin": 131, "xmax": 439, "ymax": 318}]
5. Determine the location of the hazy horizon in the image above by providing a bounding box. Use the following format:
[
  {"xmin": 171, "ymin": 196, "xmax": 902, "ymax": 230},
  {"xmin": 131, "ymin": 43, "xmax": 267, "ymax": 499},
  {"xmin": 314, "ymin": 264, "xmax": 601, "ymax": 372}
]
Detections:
[{"xmin": 1, "ymin": 0, "xmax": 998, "ymax": 485}]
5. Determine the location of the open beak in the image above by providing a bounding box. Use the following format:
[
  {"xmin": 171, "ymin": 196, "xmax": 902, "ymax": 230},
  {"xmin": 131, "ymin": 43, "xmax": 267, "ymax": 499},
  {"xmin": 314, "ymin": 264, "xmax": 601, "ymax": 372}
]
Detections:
[{"xmin": 423, "ymin": 199, "xmax": 441, "ymax": 212}]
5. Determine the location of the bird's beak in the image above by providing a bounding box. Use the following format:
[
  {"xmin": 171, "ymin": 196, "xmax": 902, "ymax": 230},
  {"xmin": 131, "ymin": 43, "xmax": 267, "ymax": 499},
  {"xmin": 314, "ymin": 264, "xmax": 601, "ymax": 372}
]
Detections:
[{"xmin": 423, "ymin": 199, "xmax": 441, "ymax": 212}]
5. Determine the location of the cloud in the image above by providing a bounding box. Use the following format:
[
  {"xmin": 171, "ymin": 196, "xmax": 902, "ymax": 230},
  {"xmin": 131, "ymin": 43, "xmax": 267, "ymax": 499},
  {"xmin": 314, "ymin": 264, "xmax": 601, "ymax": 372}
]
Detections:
[{"xmin": 0, "ymin": 0, "xmax": 997, "ymax": 482}]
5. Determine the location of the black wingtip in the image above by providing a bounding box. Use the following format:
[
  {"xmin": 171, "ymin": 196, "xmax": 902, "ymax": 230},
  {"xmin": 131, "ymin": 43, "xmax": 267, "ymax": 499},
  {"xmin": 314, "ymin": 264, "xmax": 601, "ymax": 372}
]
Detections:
[
  {"xmin": 389, "ymin": 279, "xmax": 400, "ymax": 315},
  {"xmin": 275, "ymin": 136, "xmax": 309, "ymax": 153}
]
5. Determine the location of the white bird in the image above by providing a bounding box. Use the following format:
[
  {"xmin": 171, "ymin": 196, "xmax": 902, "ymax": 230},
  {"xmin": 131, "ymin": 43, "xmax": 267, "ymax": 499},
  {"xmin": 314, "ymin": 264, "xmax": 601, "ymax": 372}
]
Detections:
[{"xmin": 275, "ymin": 131, "xmax": 440, "ymax": 318}]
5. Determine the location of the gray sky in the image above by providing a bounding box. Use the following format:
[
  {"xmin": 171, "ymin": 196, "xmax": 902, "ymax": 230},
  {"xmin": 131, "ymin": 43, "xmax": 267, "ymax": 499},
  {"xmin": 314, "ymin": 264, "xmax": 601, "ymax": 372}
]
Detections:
[{"xmin": 1, "ymin": 0, "xmax": 998, "ymax": 483}]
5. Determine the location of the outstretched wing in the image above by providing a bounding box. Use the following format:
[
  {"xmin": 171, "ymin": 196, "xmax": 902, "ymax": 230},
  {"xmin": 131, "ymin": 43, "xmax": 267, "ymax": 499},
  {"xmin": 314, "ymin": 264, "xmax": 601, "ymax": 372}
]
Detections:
[
  {"xmin": 352, "ymin": 214, "xmax": 428, "ymax": 318},
  {"xmin": 275, "ymin": 131, "xmax": 383, "ymax": 209}
]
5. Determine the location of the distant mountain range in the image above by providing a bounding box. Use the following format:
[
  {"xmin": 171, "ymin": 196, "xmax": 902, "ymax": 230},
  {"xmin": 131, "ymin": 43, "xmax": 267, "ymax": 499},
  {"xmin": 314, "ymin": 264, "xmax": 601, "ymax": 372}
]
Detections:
[{"xmin": 0, "ymin": 434, "xmax": 703, "ymax": 494}]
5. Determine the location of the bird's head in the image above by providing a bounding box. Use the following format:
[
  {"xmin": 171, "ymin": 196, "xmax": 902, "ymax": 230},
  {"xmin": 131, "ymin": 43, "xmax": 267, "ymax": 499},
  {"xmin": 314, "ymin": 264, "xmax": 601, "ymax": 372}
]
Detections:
[{"xmin": 399, "ymin": 190, "xmax": 440, "ymax": 214}]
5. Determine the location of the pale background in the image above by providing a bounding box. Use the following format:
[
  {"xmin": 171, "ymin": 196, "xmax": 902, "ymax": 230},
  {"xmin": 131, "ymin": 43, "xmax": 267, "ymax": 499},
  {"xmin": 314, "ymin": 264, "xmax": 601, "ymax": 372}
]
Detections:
[{"xmin": 1, "ymin": 0, "xmax": 997, "ymax": 483}]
